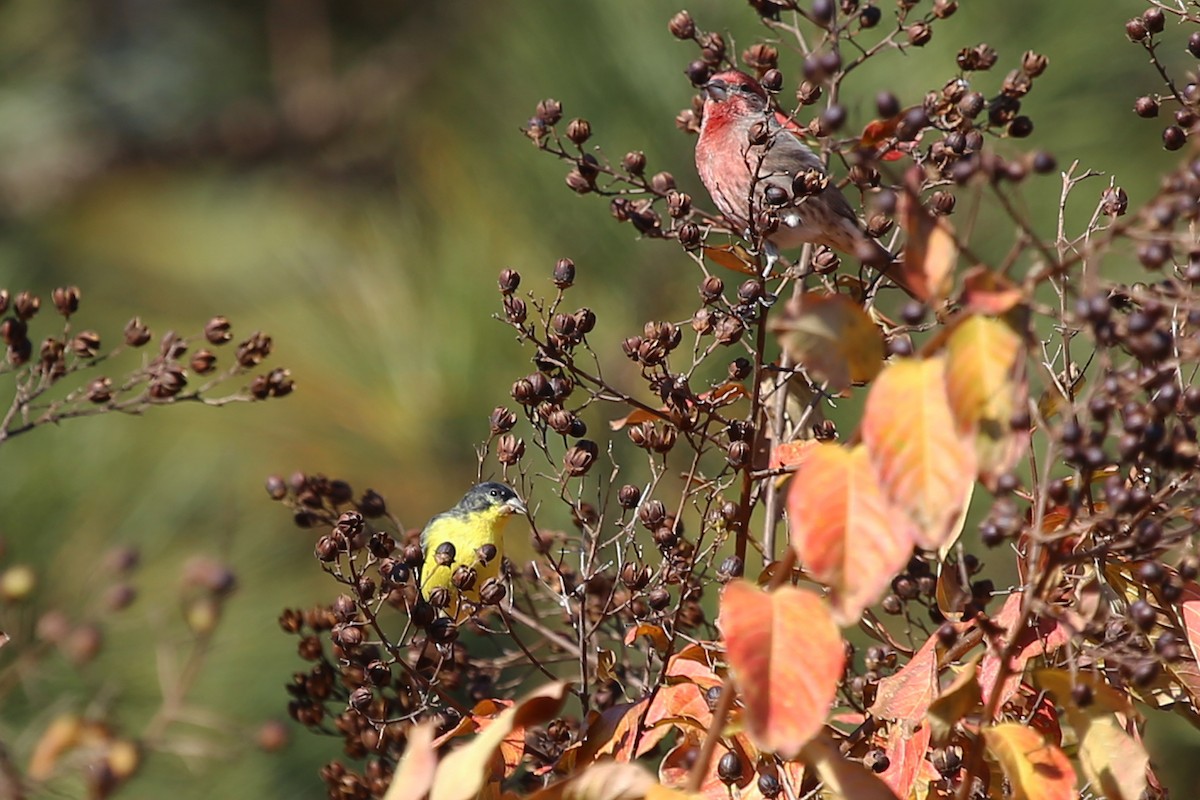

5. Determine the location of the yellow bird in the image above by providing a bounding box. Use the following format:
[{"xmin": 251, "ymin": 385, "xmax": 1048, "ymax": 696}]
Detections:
[{"xmin": 419, "ymin": 482, "xmax": 526, "ymax": 619}]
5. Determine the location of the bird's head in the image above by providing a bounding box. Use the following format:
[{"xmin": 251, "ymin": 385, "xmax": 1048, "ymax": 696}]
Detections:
[
  {"xmin": 702, "ymin": 69, "xmax": 769, "ymax": 121},
  {"xmin": 457, "ymin": 482, "xmax": 527, "ymax": 519}
]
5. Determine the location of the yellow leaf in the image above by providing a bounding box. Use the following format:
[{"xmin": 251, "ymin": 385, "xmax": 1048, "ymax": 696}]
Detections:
[
  {"xmin": 862, "ymin": 357, "xmax": 976, "ymax": 550},
  {"xmin": 771, "ymin": 293, "xmax": 885, "ymax": 390},
  {"xmin": 983, "ymin": 723, "xmax": 1076, "ymax": 800},
  {"xmin": 944, "ymin": 315, "xmax": 1026, "ymax": 484}
]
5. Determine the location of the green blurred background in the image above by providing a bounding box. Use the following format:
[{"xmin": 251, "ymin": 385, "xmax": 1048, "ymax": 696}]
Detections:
[{"xmin": 0, "ymin": 1, "xmax": 1197, "ymax": 796}]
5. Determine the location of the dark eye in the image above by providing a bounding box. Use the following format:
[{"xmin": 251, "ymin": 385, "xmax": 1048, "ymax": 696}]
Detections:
[{"xmin": 490, "ymin": 489, "xmax": 500, "ymax": 497}]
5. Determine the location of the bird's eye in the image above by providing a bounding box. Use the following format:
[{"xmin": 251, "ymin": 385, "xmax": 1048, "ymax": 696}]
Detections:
[{"xmin": 490, "ymin": 489, "xmax": 499, "ymax": 497}]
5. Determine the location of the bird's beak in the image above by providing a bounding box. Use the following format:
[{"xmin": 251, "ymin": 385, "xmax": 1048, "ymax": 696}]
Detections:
[
  {"xmin": 505, "ymin": 496, "xmax": 527, "ymax": 516},
  {"xmin": 704, "ymin": 79, "xmax": 728, "ymax": 102}
]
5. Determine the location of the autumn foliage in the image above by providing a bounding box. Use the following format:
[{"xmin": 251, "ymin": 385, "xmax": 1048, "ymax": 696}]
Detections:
[{"xmin": 272, "ymin": 3, "xmax": 1200, "ymax": 800}]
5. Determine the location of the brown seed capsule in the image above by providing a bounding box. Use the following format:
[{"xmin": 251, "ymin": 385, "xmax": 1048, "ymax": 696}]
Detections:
[
  {"xmin": 202, "ymin": 316, "xmax": 231, "ymax": 345},
  {"xmin": 563, "ymin": 440, "xmax": 598, "ymax": 476},
  {"xmin": 13, "ymin": 292, "xmax": 39, "ymax": 321},
  {"xmin": 428, "ymin": 618, "xmax": 458, "ymax": 643},
  {"xmin": 906, "ymin": 22, "xmax": 932, "ymax": 46},
  {"xmin": 553, "ymin": 257, "xmax": 576, "ymax": 288},
  {"xmin": 727, "ymin": 440, "xmax": 751, "ymax": 467},
  {"xmin": 1126, "ymin": 18, "xmax": 1148, "ymax": 42},
  {"xmin": 717, "ymin": 752, "xmax": 743, "ymax": 784},
  {"xmin": 0, "ymin": 317, "xmax": 24, "ymax": 347},
  {"xmin": 497, "ymin": 434, "xmax": 525, "ymax": 464},
  {"xmin": 71, "ymin": 331, "xmax": 101, "ymax": 358},
  {"xmin": 623, "ymin": 150, "xmax": 647, "ymax": 174},
  {"xmin": 236, "ymin": 332, "xmax": 273, "ymax": 367},
  {"xmin": 1101, "ymin": 186, "xmax": 1128, "ymax": 217},
  {"xmin": 650, "ymin": 171, "xmax": 676, "ymax": 194},
  {"xmin": 429, "ymin": 585, "xmax": 451, "ymax": 609},
  {"xmin": 565, "ymin": 169, "xmax": 592, "ymax": 193},
  {"xmin": 699, "ymin": 31, "xmax": 725, "ymax": 64},
  {"xmin": 479, "ymin": 578, "xmax": 506, "ymax": 605},
  {"xmin": 535, "ymin": 99, "xmax": 564, "ymax": 127},
  {"xmin": 668, "ymin": 10, "xmax": 696, "ymax": 39},
  {"xmin": 428, "ymin": 543, "xmax": 455, "ymax": 571},
  {"xmin": 452, "ymin": 565, "xmax": 477, "ymax": 592},
  {"xmin": 190, "ymin": 349, "xmax": 217, "ymax": 374},
  {"xmin": 489, "ymin": 406, "xmax": 517, "ymax": 434},
  {"xmin": 120, "ymin": 317, "xmax": 149, "ymax": 347},
  {"xmin": 647, "ymin": 587, "xmax": 671, "ymax": 610},
  {"xmin": 52, "ymin": 286, "xmax": 80, "ymax": 317},
  {"xmin": 503, "ymin": 295, "xmax": 527, "ymax": 324},
  {"xmin": 796, "ymin": 80, "xmax": 822, "ymax": 106},
  {"xmin": 1021, "ymin": 50, "xmax": 1048, "ymax": 77},
  {"xmin": 498, "ymin": 268, "xmax": 521, "ymax": 295},
  {"xmin": 714, "ymin": 315, "xmax": 744, "ymax": 345},
  {"xmin": 566, "ymin": 119, "xmax": 591, "ymax": 146}
]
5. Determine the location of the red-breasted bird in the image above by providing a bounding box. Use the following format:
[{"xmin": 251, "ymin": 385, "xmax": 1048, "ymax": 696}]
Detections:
[{"xmin": 695, "ymin": 69, "xmax": 915, "ymax": 295}]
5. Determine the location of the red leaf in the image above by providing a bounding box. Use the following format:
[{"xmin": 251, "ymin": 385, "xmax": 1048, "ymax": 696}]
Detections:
[
  {"xmin": 879, "ymin": 722, "xmax": 932, "ymax": 800},
  {"xmin": 960, "ymin": 266, "xmax": 1023, "ymax": 315},
  {"xmin": 718, "ymin": 581, "xmax": 844, "ymax": 757},
  {"xmin": 869, "ymin": 634, "xmax": 938, "ymax": 724},
  {"xmin": 979, "ymin": 594, "xmax": 1069, "ymax": 711},
  {"xmin": 897, "ymin": 192, "xmax": 958, "ymax": 303}
]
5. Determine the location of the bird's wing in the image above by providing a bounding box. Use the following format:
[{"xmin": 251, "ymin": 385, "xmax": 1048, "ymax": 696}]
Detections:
[
  {"xmin": 419, "ymin": 510, "xmax": 454, "ymax": 551},
  {"xmin": 757, "ymin": 125, "xmax": 860, "ymax": 224}
]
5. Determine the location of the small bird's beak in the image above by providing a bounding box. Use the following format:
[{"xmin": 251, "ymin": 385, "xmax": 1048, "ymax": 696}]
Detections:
[
  {"xmin": 505, "ymin": 496, "xmax": 527, "ymax": 516},
  {"xmin": 704, "ymin": 79, "xmax": 728, "ymax": 102}
]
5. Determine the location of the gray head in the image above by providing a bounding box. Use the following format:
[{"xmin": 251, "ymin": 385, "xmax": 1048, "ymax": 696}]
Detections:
[{"xmin": 454, "ymin": 482, "xmax": 526, "ymax": 516}]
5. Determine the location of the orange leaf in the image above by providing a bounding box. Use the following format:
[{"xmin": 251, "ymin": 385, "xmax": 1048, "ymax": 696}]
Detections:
[
  {"xmin": 771, "ymin": 293, "xmax": 884, "ymax": 390},
  {"xmin": 879, "ymin": 721, "xmax": 932, "ymax": 800},
  {"xmin": 771, "ymin": 439, "xmax": 816, "ymax": 470},
  {"xmin": 575, "ymin": 700, "xmax": 665, "ymax": 765},
  {"xmin": 718, "ymin": 581, "xmax": 844, "ymax": 757},
  {"xmin": 703, "ymin": 244, "xmax": 759, "ymax": 275},
  {"xmin": 869, "ymin": 633, "xmax": 938, "ymax": 724},
  {"xmin": 700, "ymin": 382, "xmax": 749, "ymax": 406},
  {"xmin": 384, "ymin": 722, "xmax": 438, "ymax": 800},
  {"xmin": 787, "ymin": 443, "xmax": 915, "ymax": 624},
  {"xmin": 898, "ymin": 193, "xmax": 957, "ymax": 303},
  {"xmin": 978, "ymin": 594, "xmax": 1068, "ymax": 711},
  {"xmin": 430, "ymin": 682, "xmax": 571, "ymax": 800},
  {"xmin": 862, "ymin": 357, "xmax": 976, "ymax": 550},
  {"xmin": 624, "ymin": 624, "xmax": 670, "ymax": 654},
  {"xmin": 960, "ymin": 266, "xmax": 1023, "ymax": 315},
  {"xmin": 609, "ymin": 408, "xmax": 661, "ymax": 430},
  {"xmin": 983, "ymin": 723, "xmax": 1077, "ymax": 800},
  {"xmin": 28, "ymin": 715, "xmax": 84, "ymax": 781},
  {"xmin": 944, "ymin": 315, "xmax": 1027, "ymax": 484},
  {"xmin": 663, "ymin": 644, "xmax": 723, "ymax": 690},
  {"xmin": 645, "ymin": 682, "xmax": 713, "ymax": 731}
]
